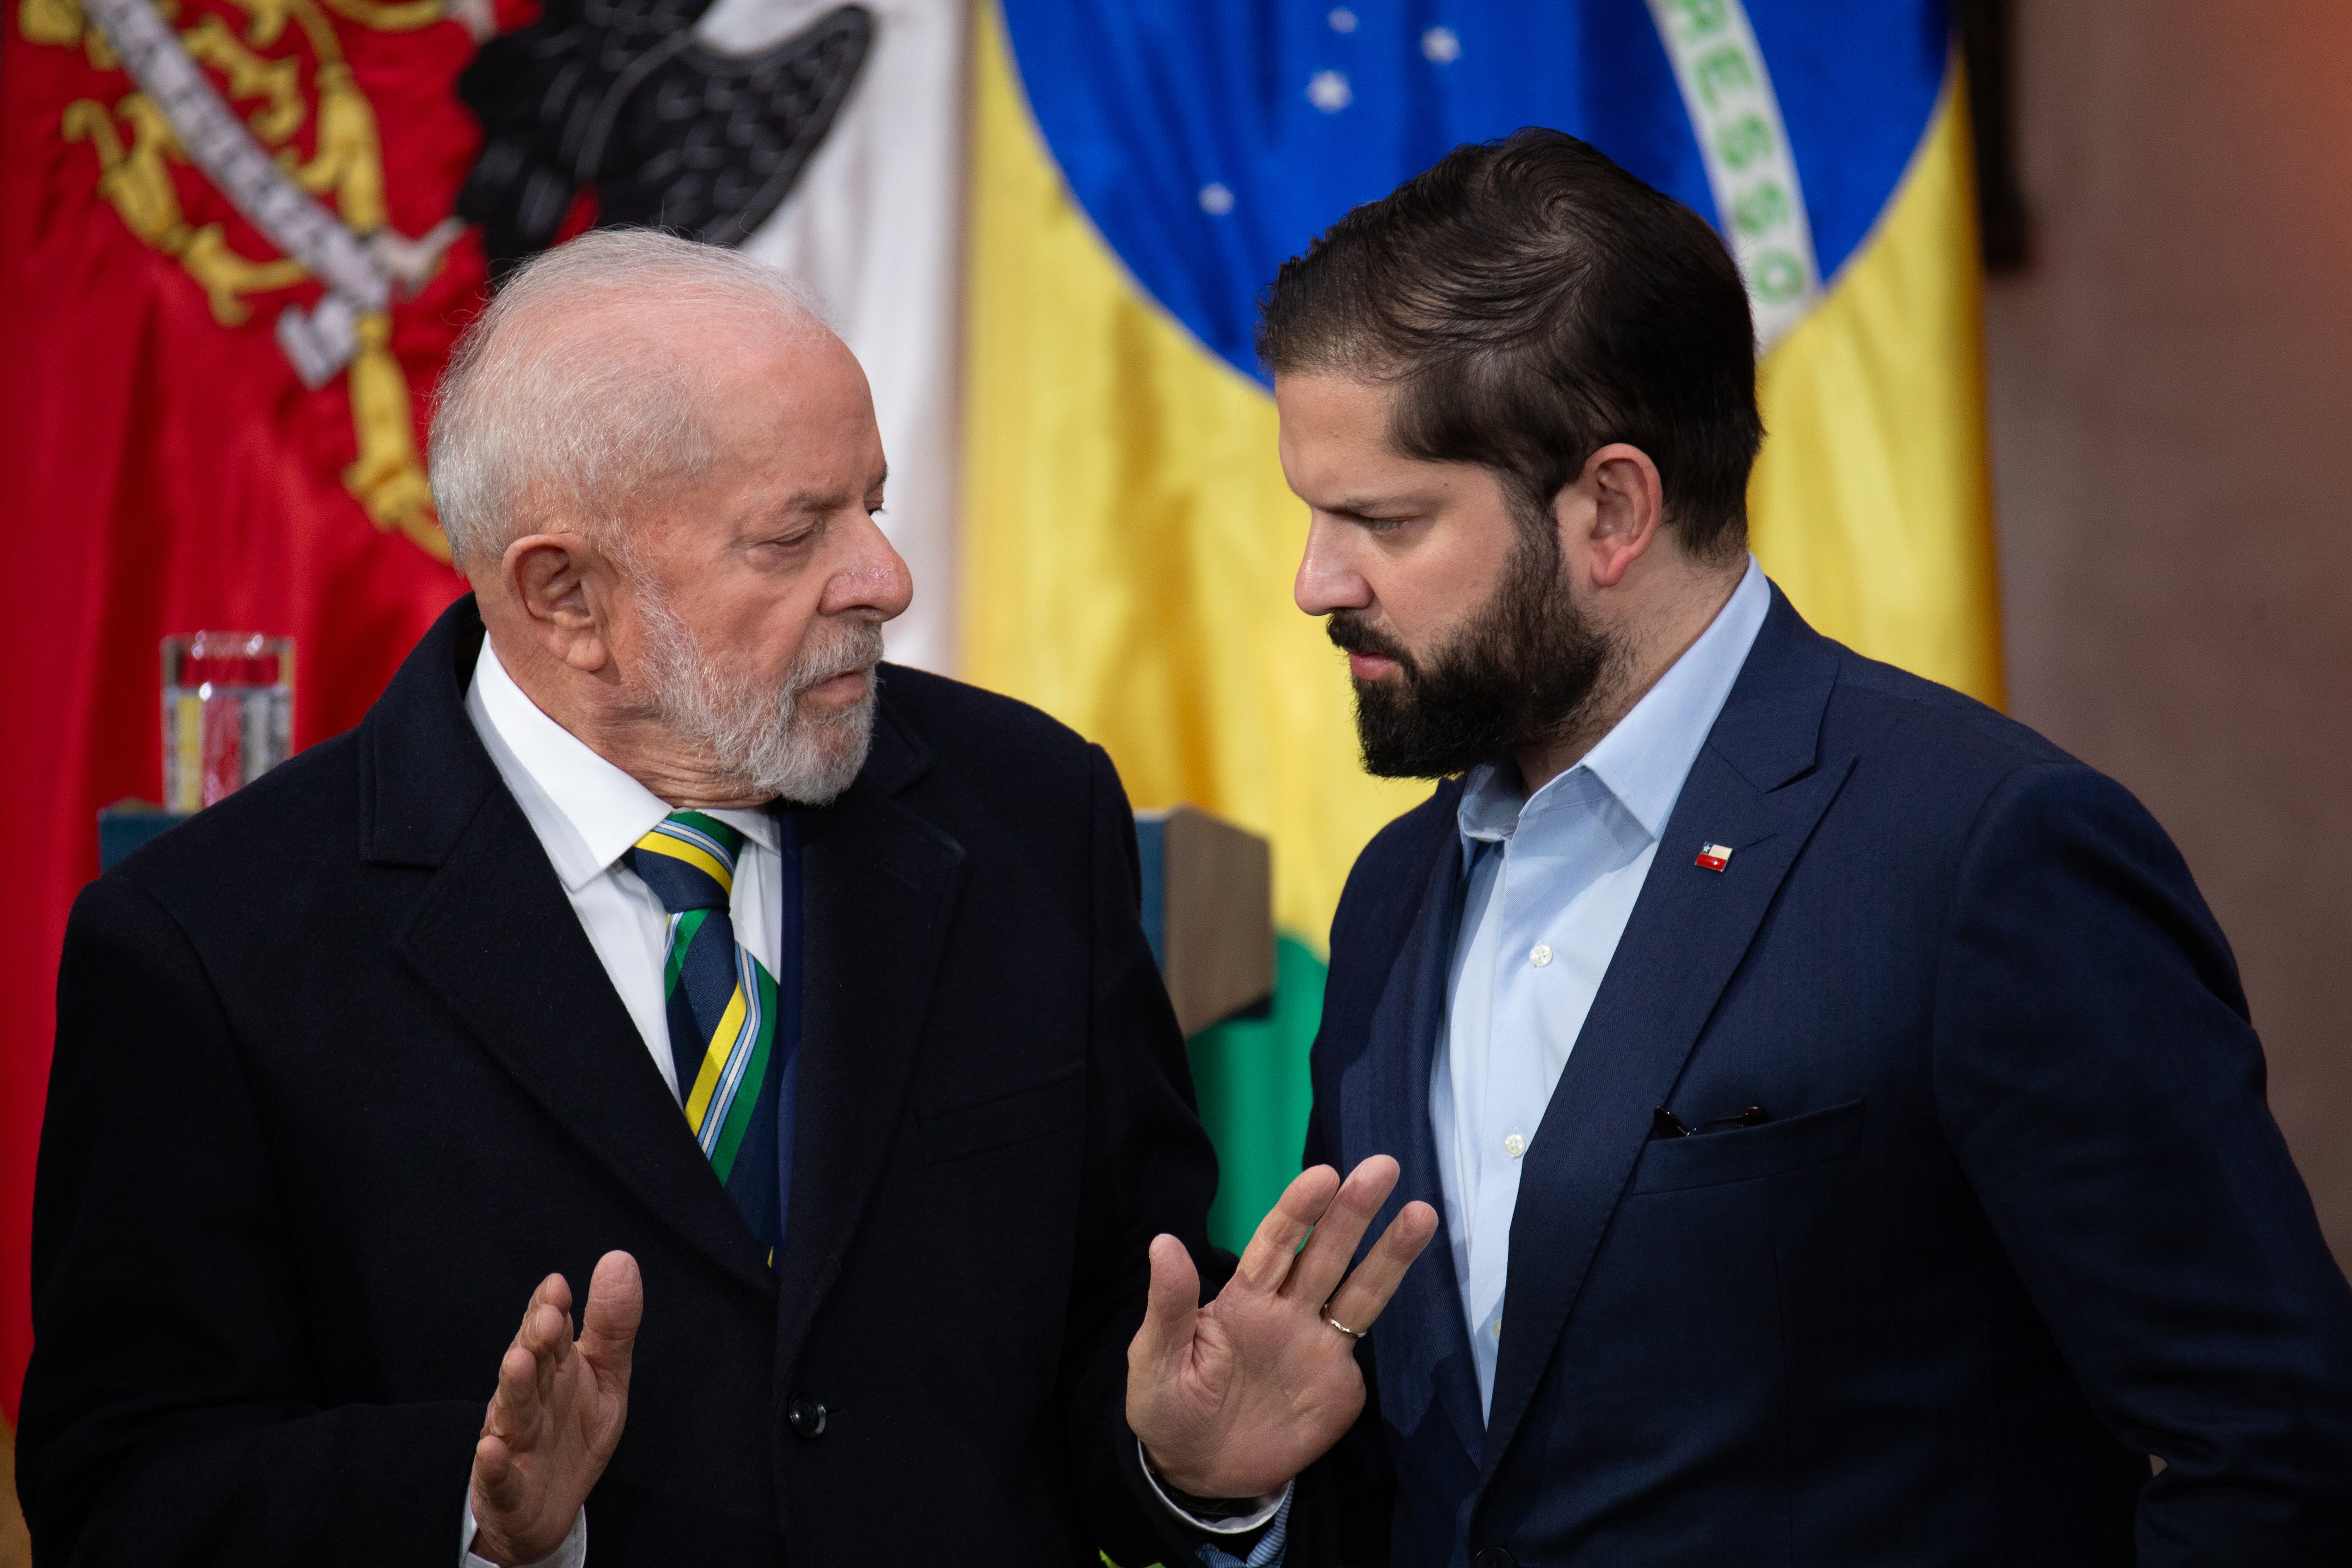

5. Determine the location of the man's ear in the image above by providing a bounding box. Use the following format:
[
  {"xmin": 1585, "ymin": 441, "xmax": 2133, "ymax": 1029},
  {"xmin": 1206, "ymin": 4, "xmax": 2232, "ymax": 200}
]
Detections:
[
  {"xmin": 1563, "ymin": 442, "xmax": 1666, "ymax": 589},
  {"xmin": 502, "ymin": 531, "xmax": 614, "ymax": 674}
]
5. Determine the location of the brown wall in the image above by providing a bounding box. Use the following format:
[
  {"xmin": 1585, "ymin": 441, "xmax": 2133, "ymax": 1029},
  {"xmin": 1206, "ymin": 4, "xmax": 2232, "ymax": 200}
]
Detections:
[{"xmin": 1986, "ymin": 0, "xmax": 2352, "ymax": 1267}]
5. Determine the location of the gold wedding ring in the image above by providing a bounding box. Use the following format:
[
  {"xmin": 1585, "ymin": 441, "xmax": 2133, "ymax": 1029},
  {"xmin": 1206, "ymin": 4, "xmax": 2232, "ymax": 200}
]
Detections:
[{"xmin": 1322, "ymin": 1307, "xmax": 1367, "ymax": 1340}]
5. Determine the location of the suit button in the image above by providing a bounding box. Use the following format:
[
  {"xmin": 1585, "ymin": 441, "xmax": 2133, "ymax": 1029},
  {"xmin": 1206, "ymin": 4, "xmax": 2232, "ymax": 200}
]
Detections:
[
  {"xmin": 1472, "ymin": 1550, "xmax": 1517, "ymax": 1568},
  {"xmin": 786, "ymin": 1394, "xmax": 827, "ymax": 1437}
]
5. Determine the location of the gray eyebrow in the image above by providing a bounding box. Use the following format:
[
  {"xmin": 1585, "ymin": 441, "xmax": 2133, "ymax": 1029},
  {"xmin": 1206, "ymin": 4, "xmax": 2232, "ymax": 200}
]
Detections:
[{"xmin": 777, "ymin": 467, "xmax": 889, "ymax": 513}]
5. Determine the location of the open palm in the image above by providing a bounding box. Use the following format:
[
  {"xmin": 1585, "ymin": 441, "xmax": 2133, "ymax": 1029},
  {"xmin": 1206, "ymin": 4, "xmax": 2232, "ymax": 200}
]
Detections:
[
  {"xmin": 469, "ymin": 1250, "xmax": 643, "ymax": 1566},
  {"xmin": 1127, "ymin": 1157, "xmax": 1437, "ymax": 1499}
]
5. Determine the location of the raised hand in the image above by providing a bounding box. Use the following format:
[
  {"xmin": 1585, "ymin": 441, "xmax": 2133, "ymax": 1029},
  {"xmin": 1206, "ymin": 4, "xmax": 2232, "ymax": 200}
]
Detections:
[
  {"xmin": 1127, "ymin": 1157, "xmax": 1438, "ymax": 1499},
  {"xmin": 469, "ymin": 1250, "xmax": 644, "ymax": 1566}
]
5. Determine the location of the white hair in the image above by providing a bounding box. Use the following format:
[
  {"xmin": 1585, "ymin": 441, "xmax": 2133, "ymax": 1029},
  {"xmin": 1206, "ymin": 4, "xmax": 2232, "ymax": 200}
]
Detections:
[{"xmin": 428, "ymin": 228, "xmax": 830, "ymax": 572}]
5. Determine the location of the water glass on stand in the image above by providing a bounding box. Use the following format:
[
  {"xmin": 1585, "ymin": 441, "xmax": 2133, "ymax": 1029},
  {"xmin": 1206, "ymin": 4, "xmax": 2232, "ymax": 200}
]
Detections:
[{"xmin": 162, "ymin": 632, "xmax": 294, "ymax": 812}]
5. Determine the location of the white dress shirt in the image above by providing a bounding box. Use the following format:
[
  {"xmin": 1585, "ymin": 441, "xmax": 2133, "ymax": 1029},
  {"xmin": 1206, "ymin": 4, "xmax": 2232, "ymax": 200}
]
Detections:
[
  {"xmin": 467, "ymin": 637, "xmax": 786, "ymax": 1094},
  {"xmin": 1431, "ymin": 558, "xmax": 1769, "ymax": 1417},
  {"xmin": 455, "ymin": 635, "xmax": 785, "ymax": 1568}
]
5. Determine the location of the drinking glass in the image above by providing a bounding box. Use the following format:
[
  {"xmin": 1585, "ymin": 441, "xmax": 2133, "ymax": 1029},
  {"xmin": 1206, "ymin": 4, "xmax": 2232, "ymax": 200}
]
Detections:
[{"xmin": 162, "ymin": 632, "xmax": 294, "ymax": 811}]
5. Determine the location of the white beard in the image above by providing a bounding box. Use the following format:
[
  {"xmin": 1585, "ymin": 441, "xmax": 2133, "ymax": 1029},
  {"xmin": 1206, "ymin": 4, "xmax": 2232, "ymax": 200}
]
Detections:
[{"xmin": 637, "ymin": 594, "xmax": 883, "ymax": 805}]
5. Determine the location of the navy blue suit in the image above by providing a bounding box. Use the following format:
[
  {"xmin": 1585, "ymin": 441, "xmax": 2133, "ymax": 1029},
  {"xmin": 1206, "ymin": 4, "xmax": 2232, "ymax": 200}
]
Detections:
[{"xmin": 1296, "ymin": 589, "xmax": 2352, "ymax": 1567}]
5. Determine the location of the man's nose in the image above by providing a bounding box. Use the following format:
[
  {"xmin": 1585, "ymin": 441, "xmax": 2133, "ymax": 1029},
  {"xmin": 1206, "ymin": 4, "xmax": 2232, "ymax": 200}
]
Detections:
[
  {"xmin": 1295, "ymin": 515, "xmax": 1373, "ymax": 617},
  {"xmin": 825, "ymin": 510, "xmax": 915, "ymax": 621}
]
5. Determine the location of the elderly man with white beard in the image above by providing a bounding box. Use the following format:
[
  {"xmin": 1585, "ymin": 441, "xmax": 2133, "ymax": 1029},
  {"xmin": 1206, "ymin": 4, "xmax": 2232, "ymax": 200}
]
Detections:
[{"xmin": 16, "ymin": 231, "xmax": 1432, "ymax": 1568}]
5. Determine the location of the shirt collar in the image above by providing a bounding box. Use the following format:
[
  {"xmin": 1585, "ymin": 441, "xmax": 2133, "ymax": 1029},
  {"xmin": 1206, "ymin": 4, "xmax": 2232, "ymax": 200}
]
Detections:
[
  {"xmin": 1457, "ymin": 556, "xmax": 1772, "ymax": 848},
  {"xmin": 468, "ymin": 636, "xmax": 778, "ymax": 893}
]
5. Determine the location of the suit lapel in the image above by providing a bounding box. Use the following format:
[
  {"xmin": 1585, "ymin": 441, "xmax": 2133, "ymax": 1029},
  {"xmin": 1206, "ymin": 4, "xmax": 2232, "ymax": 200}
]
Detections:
[
  {"xmin": 368, "ymin": 612, "xmax": 971, "ymax": 1326},
  {"xmin": 771, "ymin": 724, "xmax": 966, "ymax": 1377},
  {"xmin": 1346, "ymin": 809, "xmax": 1488, "ymax": 1472},
  {"xmin": 367, "ymin": 596, "xmax": 782, "ymax": 1297},
  {"xmin": 397, "ymin": 783, "xmax": 782, "ymax": 1297},
  {"xmin": 1478, "ymin": 592, "xmax": 1854, "ymax": 1476}
]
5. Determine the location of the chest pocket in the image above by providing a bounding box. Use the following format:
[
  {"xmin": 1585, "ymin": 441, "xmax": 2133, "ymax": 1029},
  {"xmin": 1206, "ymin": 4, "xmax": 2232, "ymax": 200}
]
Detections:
[
  {"xmin": 918, "ymin": 1061, "xmax": 1086, "ymax": 1164},
  {"xmin": 1631, "ymin": 1097, "xmax": 1866, "ymax": 1194}
]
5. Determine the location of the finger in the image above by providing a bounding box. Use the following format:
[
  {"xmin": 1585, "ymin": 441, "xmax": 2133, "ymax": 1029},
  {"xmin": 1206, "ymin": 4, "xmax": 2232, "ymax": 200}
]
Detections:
[
  {"xmin": 488, "ymin": 1342, "xmax": 541, "ymax": 1443},
  {"xmin": 580, "ymin": 1251, "xmax": 643, "ymax": 1391},
  {"xmin": 473, "ymin": 1432, "xmax": 519, "ymax": 1512},
  {"xmin": 523, "ymin": 1271, "xmax": 572, "ymax": 1324},
  {"xmin": 485, "ymin": 1273, "xmax": 573, "ymax": 1455},
  {"xmin": 1230, "ymin": 1165, "xmax": 1342, "ymax": 1294},
  {"xmin": 1127, "ymin": 1233, "xmax": 1201, "ymax": 1386},
  {"xmin": 520, "ymin": 1301, "xmax": 566, "ymax": 1408},
  {"xmin": 1281, "ymin": 1155, "xmax": 1402, "ymax": 1307},
  {"xmin": 536, "ymin": 1273, "xmax": 576, "ymax": 1369},
  {"xmin": 1325, "ymin": 1198, "xmax": 1439, "ymax": 1332},
  {"xmin": 505, "ymin": 1274, "xmax": 571, "ymax": 1396},
  {"xmin": 506, "ymin": 1273, "xmax": 559, "ymax": 1351}
]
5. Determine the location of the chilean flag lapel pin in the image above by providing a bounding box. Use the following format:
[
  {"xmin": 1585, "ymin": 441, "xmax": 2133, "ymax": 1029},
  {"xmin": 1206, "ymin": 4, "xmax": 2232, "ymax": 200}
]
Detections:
[{"xmin": 1694, "ymin": 842, "xmax": 1734, "ymax": 873}]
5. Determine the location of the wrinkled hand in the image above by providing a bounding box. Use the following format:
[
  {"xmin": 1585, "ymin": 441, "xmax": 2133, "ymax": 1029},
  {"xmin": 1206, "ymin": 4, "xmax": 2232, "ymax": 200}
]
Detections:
[
  {"xmin": 1127, "ymin": 1157, "xmax": 1438, "ymax": 1498},
  {"xmin": 469, "ymin": 1251, "xmax": 643, "ymax": 1566}
]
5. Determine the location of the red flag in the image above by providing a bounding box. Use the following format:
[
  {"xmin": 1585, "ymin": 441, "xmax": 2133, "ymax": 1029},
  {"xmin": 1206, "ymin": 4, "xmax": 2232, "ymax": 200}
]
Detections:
[{"xmin": 0, "ymin": 0, "xmax": 498, "ymax": 1422}]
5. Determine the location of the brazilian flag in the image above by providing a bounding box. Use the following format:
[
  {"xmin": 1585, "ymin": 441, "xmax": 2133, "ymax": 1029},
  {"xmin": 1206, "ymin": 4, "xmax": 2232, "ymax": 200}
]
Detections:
[{"xmin": 961, "ymin": 0, "xmax": 1996, "ymax": 1248}]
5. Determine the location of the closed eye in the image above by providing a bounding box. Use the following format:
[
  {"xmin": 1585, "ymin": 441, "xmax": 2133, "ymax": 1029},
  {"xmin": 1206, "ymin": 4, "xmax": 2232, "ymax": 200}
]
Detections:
[{"xmin": 754, "ymin": 525, "xmax": 820, "ymax": 555}]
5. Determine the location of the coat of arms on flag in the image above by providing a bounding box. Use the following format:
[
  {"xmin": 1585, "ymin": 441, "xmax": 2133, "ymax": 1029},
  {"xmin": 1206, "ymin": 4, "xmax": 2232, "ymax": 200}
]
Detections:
[{"xmin": 19, "ymin": 0, "xmax": 473, "ymax": 557}]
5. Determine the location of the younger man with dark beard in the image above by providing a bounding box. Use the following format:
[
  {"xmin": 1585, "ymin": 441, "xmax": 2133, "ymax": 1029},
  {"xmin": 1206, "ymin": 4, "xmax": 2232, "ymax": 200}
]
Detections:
[{"xmin": 1122, "ymin": 129, "xmax": 2352, "ymax": 1566}]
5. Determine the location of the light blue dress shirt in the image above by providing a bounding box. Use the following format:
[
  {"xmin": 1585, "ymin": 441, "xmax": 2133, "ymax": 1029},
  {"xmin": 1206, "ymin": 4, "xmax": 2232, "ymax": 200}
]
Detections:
[{"xmin": 1431, "ymin": 558, "xmax": 1770, "ymax": 1417}]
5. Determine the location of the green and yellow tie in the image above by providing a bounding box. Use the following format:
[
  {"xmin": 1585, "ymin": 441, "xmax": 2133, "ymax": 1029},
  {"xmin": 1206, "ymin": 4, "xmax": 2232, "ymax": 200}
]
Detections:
[{"xmin": 625, "ymin": 812, "xmax": 785, "ymax": 1248}]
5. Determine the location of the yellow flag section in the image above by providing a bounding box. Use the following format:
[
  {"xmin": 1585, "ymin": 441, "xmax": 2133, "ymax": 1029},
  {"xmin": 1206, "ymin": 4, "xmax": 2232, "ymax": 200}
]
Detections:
[
  {"xmin": 1750, "ymin": 70, "xmax": 2004, "ymax": 707},
  {"xmin": 962, "ymin": 3, "xmax": 1426, "ymax": 954}
]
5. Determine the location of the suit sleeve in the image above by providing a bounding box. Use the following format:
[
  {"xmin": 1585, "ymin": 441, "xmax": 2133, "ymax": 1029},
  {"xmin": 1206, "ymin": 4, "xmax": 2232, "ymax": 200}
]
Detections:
[
  {"xmin": 1931, "ymin": 761, "xmax": 2352, "ymax": 1562},
  {"xmin": 17, "ymin": 873, "xmax": 481, "ymax": 1564},
  {"xmin": 1057, "ymin": 744, "xmax": 1239, "ymax": 1567}
]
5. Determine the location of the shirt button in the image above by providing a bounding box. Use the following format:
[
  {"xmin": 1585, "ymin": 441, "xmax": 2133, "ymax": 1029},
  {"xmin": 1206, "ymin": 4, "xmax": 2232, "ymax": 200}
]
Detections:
[
  {"xmin": 1502, "ymin": 1133, "xmax": 1526, "ymax": 1158},
  {"xmin": 1529, "ymin": 943, "xmax": 1553, "ymax": 967}
]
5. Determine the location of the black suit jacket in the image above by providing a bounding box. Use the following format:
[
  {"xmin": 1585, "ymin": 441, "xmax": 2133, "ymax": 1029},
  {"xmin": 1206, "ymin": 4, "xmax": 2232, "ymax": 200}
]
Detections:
[
  {"xmin": 1295, "ymin": 589, "xmax": 2352, "ymax": 1567},
  {"xmin": 18, "ymin": 597, "xmax": 1220, "ymax": 1565}
]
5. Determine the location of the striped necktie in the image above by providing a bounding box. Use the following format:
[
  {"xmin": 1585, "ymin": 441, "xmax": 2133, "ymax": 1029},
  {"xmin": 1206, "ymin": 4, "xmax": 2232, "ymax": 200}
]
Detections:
[{"xmin": 625, "ymin": 809, "xmax": 795, "ymax": 1256}]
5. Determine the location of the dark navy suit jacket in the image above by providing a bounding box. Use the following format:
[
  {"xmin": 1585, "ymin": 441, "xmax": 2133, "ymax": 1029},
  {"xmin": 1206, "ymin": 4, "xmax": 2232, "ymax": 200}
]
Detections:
[{"xmin": 1295, "ymin": 589, "xmax": 2352, "ymax": 1567}]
